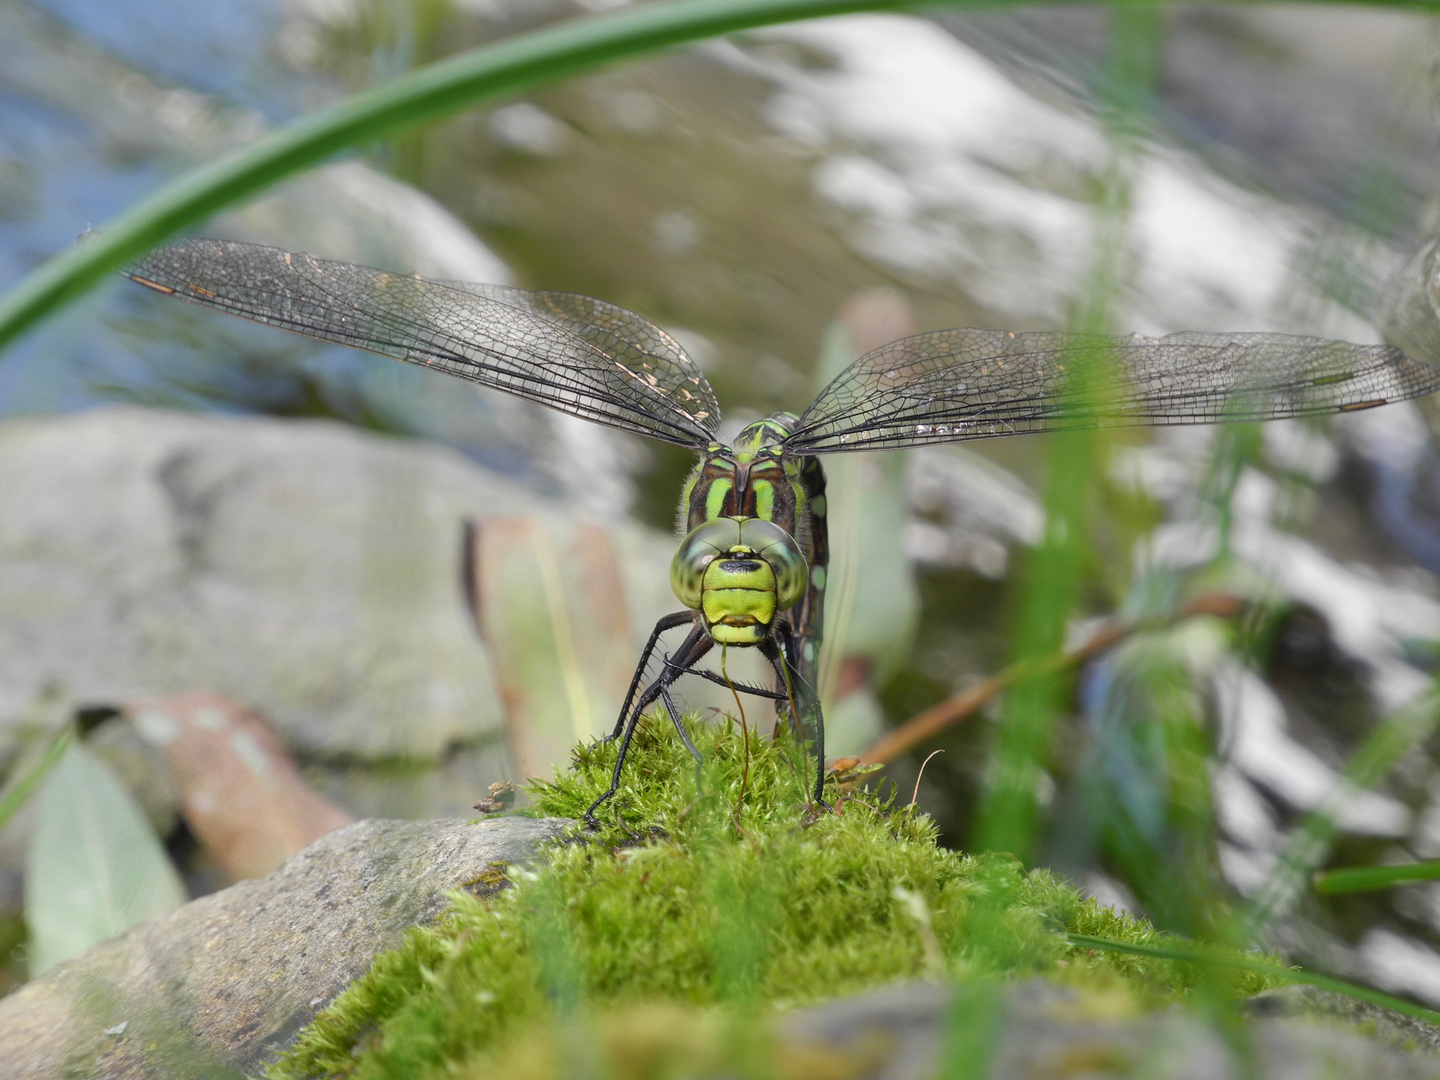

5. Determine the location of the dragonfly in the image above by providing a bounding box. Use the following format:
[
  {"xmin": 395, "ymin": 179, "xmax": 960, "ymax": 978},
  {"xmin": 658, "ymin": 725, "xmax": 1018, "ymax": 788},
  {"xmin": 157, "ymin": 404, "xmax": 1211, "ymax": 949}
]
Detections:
[{"xmin": 124, "ymin": 237, "xmax": 1440, "ymax": 824}]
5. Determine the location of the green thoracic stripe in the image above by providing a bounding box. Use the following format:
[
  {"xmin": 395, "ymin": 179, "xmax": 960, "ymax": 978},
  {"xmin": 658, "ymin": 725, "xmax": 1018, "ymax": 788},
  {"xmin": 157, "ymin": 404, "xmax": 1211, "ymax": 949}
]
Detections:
[
  {"xmin": 705, "ymin": 478, "xmax": 732, "ymax": 522},
  {"xmin": 753, "ymin": 479, "xmax": 775, "ymax": 520}
]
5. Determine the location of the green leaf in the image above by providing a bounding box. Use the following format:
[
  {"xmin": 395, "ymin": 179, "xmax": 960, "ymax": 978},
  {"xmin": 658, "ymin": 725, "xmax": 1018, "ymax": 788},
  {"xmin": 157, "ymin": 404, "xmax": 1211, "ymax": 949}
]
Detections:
[
  {"xmin": 1314, "ymin": 860, "xmax": 1440, "ymax": 895},
  {"xmin": 1067, "ymin": 933, "xmax": 1440, "ymax": 1028},
  {"xmin": 0, "ymin": 727, "xmax": 71, "ymax": 835},
  {"xmin": 24, "ymin": 742, "xmax": 187, "ymax": 975},
  {"xmin": 0, "ymin": 0, "xmax": 933, "ymax": 355},
  {"xmin": 1242, "ymin": 687, "xmax": 1440, "ymax": 934}
]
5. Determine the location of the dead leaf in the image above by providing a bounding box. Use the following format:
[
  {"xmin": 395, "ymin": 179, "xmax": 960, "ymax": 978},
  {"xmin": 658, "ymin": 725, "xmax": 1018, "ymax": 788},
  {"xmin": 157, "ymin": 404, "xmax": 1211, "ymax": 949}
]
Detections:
[
  {"xmin": 125, "ymin": 693, "xmax": 354, "ymax": 881},
  {"xmin": 466, "ymin": 516, "xmax": 633, "ymax": 778}
]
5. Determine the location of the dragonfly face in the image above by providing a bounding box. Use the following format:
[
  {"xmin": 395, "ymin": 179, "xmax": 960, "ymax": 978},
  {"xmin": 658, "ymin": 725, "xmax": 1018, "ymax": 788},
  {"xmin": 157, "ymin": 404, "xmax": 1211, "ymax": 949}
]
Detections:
[
  {"xmin": 670, "ymin": 515, "xmax": 807, "ymax": 645},
  {"xmin": 123, "ymin": 237, "xmax": 1440, "ymax": 826}
]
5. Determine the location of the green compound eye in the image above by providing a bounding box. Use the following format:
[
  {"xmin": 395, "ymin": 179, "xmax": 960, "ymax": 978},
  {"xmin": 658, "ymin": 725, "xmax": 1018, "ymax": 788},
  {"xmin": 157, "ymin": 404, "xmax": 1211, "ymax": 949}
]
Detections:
[
  {"xmin": 671, "ymin": 518, "xmax": 742, "ymax": 608},
  {"xmin": 669, "ymin": 517, "xmax": 807, "ymax": 612},
  {"xmin": 734, "ymin": 518, "xmax": 807, "ymax": 609}
]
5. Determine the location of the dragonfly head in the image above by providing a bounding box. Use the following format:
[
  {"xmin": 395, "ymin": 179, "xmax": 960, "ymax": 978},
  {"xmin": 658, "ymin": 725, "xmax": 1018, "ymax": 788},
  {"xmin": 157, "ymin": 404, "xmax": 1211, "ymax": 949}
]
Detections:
[
  {"xmin": 670, "ymin": 516, "xmax": 807, "ymax": 646},
  {"xmin": 730, "ymin": 413, "xmax": 799, "ymax": 461}
]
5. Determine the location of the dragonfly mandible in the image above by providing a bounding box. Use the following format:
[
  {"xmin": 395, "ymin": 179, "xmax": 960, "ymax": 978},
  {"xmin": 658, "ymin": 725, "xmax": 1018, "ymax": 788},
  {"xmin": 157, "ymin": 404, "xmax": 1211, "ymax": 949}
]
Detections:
[{"xmin": 124, "ymin": 238, "xmax": 1440, "ymax": 824}]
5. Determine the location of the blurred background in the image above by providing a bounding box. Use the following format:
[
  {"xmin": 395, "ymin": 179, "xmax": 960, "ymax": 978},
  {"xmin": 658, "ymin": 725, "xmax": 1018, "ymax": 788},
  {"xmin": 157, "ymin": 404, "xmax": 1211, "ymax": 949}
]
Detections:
[{"xmin": 3, "ymin": 0, "xmax": 1440, "ymax": 1012}]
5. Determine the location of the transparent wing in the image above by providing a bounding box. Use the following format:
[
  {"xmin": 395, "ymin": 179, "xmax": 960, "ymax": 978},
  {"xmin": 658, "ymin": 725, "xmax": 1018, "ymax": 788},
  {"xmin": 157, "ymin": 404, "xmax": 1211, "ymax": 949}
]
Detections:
[
  {"xmin": 126, "ymin": 238, "xmax": 721, "ymax": 448},
  {"xmin": 786, "ymin": 328, "xmax": 1440, "ymax": 453}
]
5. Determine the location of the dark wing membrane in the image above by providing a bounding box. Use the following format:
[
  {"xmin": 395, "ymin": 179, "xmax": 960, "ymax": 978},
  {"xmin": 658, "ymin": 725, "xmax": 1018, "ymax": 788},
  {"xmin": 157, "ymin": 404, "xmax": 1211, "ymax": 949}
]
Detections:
[
  {"xmin": 126, "ymin": 238, "xmax": 721, "ymax": 448},
  {"xmin": 785, "ymin": 328, "xmax": 1440, "ymax": 453}
]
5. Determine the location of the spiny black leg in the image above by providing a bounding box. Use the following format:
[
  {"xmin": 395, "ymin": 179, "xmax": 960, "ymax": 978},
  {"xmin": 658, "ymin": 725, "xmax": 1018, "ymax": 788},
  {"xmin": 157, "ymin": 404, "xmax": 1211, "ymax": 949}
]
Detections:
[
  {"xmin": 660, "ymin": 681, "xmax": 710, "ymax": 801},
  {"xmin": 764, "ymin": 626, "xmax": 830, "ymax": 810},
  {"xmin": 586, "ymin": 620, "xmax": 708, "ymax": 826},
  {"xmin": 608, "ymin": 610, "xmax": 700, "ymax": 739},
  {"xmin": 759, "ymin": 633, "xmax": 804, "ymax": 742},
  {"xmin": 586, "ymin": 678, "xmax": 665, "ymax": 827},
  {"xmin": 668, "ymin": 663, "xmax": 787, "ymax": 701},
  {"xmin": 661, "ymin": 685, "xmax": 702, "ymax": 761},
  {"xmin": 660, "ymin": 633, "xmax": 713, "ymax": 763}
]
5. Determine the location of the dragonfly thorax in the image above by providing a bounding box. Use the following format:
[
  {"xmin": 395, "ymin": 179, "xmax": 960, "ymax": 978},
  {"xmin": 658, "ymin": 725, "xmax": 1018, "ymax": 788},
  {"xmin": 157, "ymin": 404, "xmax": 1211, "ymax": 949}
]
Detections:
[
  {"xmin": 679, "ymin": 412, "xmax": 806, "ymax": 538},
  {"xmin": 670, "ymin": 517, "xmax": 807, "ymax": 646}
]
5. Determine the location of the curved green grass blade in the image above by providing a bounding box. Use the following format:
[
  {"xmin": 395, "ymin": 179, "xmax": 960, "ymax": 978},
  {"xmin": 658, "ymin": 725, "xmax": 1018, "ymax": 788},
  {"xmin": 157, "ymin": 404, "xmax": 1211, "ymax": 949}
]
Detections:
[
  {"xmin": 0, "ymin": 727, "xmax": 71, "ymax": 835},
  {"xmin": 0, "ymin": 0, "xmax": 932, "ymax": 355},
  {"xmin": 1067, "ymin": 933, "xmax": 1440, "ymax": 1028},
  {"xmin": 1314, "ymin": 861, "xmax": 1440, "ymax": 895},
  {"xmin": 1242, "ymin": 687, "xmax": 1440, "ymax": 935}
]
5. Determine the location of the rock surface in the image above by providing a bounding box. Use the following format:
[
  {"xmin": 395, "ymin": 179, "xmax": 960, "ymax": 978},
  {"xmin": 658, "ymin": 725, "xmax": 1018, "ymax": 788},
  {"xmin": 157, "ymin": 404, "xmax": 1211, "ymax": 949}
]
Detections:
[
  {"xmin": 783, "ymin": 981, "xmax": 1440, "ymax": 1080},
  {"xmin": 0, "ymin": 406, "xmax": 531, "ymax": 763},
  {"xmin": 0, "ymin": 815, "xmax": 569, "ymax": 1080}
]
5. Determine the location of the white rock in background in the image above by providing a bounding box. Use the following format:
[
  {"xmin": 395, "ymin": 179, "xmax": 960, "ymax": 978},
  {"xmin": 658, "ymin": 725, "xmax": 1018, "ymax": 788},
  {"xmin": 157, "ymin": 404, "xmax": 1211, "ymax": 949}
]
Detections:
[
  {"xmin": 729, "ymin": 14, "xmax": 1384, "ymax": 343},
  {"xmin": 0, "ymin": 406, "xmax": 528, "ymax": 761}
]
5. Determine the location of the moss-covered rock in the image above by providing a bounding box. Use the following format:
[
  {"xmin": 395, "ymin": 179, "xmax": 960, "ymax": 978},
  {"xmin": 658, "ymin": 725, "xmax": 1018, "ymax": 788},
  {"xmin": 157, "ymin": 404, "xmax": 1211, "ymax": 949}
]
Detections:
[{"xmin": 269, "ymin": 716, "xmax": 1279, "ymax": 1080}]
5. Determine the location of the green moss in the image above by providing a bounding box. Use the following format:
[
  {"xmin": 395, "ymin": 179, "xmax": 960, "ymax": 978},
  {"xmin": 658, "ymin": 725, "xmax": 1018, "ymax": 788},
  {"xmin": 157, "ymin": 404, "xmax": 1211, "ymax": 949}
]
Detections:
[{"xmin": 267, "ymin": 716, "xmax": 1277, "ymax": 1080}]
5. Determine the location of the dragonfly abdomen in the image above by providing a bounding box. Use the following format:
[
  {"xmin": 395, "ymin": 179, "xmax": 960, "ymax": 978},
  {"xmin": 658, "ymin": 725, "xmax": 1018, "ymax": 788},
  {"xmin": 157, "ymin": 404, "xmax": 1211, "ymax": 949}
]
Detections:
[{"xmin": 787, "ymin": 453, "xmax": 828, "ymax": 685}]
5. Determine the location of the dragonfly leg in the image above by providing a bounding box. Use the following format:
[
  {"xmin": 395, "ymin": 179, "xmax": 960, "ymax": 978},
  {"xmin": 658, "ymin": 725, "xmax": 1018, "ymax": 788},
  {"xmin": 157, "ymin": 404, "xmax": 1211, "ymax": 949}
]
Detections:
[
  {"xmin": 660, "ymin": 682, "xmax": 708, "ymax": 802},
  {"xmin": 586, "ymin": 619, "xmax": 709, "ymax": 826},
  {"xmin": 762, "ymin": 626, "xmax": 830, "ymax": 810},
  {"xmin": 658, "ymin": 631, "xmax": 714, "ymax": 763},
  {"xmin": 661, "ymin": 684, "xmax": 703, "ymax": 762},
  {"xmin": 759, "ymin": 630, "xmax": 804, "ymax": 742},
  {"xmin": 607, "ymin": 610, "xmax": 701, "ymax": 740},
  {"xmin": 666, "ymin": 663, "xmax": 787, "ymax": 701},
  {"xmin": 586, "ymin": 677, "xmax": 667, "ymax": 827}
]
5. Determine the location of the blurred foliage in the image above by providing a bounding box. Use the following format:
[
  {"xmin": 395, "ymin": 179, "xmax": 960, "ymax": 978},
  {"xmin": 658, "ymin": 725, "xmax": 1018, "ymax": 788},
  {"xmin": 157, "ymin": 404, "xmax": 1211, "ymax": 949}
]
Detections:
[
  {"xmin": 0, "ymin": 729, "xmax": 69, "ymax": 838},
  {"xmin": 1316, "ymin": 861, "xmax": 1440, "ymax": 896},
  {"xmin": 0, "ymin": 0, "xmax": 954, "ymax": 355}
]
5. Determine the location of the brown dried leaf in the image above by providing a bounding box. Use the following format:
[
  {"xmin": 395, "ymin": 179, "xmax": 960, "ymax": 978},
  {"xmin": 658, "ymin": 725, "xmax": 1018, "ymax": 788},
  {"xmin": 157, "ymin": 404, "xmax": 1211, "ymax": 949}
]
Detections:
[
  {"xmin": 466, "ymin": 516, "xmax": 634, "ymax": 779},
  {"xmin": 126, "ymin": 693, "xmax": 354, "ymax": 881}
]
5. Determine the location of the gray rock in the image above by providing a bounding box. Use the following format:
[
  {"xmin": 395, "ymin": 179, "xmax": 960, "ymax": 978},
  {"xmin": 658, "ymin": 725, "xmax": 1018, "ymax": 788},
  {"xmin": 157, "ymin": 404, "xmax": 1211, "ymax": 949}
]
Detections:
[
  {"xmin": 0, "ymin": 404, "xmax": 689, "ymax": 918},
  {"xmin": 0, "ymin": 406, "xmax": 530, "ymax": 762},
  {"xmin": 0, "ymin": 815, "xmax": 569, "ymax": 1080},
  {"xmin": 0, "ymin": 406, "xmax": 679, "ymax": 777},
  {"xmin": 783, "ymin": 980, "xmax": 1440, "ymax": 1080},
  {"xmin": 1245, "ymin": 984, "xmax": 1440, "ymax": 1057}
]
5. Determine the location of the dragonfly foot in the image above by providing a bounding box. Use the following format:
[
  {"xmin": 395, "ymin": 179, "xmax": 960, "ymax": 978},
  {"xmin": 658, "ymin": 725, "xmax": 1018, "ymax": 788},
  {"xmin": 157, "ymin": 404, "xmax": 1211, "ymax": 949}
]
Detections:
[
  {"xmin": 799, "ymin": 796, "xmax": 835, "ymax": 827},
  {"xmin": 584, "ymin": 787, "xmax": 621, "ymax": 830},
  {"xmin": 584, "ymin": 808, "xmax": 643, "ymax": 843}
]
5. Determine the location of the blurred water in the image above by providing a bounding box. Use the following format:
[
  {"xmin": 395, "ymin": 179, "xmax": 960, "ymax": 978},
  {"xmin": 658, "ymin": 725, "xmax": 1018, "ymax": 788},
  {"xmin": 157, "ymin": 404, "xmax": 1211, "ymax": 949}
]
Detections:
[{"xmin": 29, "ymin": 0, "xmax": 294, "ymax": 112}]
